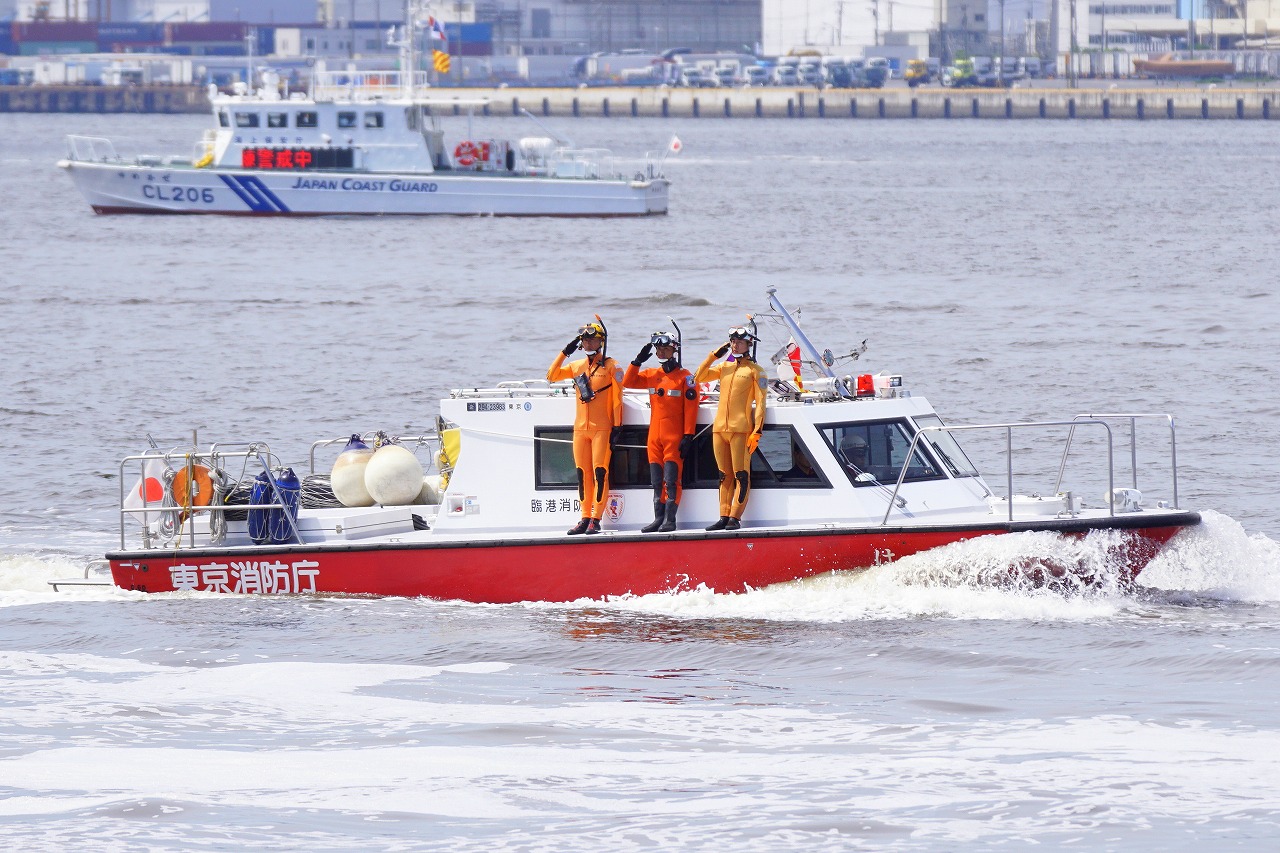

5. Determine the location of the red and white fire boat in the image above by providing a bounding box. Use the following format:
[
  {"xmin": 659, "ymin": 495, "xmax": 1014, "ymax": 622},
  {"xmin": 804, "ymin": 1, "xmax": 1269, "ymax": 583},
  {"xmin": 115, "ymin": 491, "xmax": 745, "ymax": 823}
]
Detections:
[{"xmin": 99, "ymin": 289, "xmax": 1199, "ymax": 602}]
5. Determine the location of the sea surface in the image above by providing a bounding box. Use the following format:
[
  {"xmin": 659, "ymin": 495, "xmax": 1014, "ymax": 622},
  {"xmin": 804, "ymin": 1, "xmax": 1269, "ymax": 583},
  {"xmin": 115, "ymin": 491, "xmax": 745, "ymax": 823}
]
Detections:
[{"xmin": 2, "ymin": 112, "xmax": 1279, "ymax": 850}]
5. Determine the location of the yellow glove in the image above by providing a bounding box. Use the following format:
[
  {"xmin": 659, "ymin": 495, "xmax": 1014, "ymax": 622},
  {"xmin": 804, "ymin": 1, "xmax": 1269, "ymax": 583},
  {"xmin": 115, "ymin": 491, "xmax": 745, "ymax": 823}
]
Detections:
[{"xmin": 746, "ymin": 432, "xmax": 761, "ymax": 454}]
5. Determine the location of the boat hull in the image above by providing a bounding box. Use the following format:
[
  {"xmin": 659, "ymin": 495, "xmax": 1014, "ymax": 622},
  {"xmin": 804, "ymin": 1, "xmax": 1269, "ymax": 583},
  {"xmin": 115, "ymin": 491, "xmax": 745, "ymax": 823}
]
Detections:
[
  {"xmin": 106, "ymin": 513, "xmax": 1199, "ymax": 603},
  {"xmin": 60, "ymin": 161, "xmax": 669, "ymax": 217}
]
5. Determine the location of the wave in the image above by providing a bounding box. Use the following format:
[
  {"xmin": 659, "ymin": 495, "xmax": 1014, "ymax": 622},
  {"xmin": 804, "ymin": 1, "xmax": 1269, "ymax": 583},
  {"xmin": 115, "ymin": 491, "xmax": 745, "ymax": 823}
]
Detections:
[{"xmin": 592, "ymin": 510, "xmax": 1280, "ymax": 622}]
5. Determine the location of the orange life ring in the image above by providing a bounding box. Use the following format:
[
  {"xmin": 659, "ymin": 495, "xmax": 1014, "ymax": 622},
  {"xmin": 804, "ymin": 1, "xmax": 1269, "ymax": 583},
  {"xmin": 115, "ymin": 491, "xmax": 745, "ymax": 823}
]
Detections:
[
  {"xmin": 454, "ymin": 140, "xmax": 482, "ymax": 166},
  {"xmin": 172, "ymin": 463, "xmax": 214, "ymax": 521}
]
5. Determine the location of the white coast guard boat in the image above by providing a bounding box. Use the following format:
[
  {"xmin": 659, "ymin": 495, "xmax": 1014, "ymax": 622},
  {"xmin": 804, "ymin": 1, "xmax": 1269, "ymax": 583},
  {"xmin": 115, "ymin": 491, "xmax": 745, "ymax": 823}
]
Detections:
[
  {"xmin": 82, "ymin": 289, "xmax": 1198, "ymax": 602},
  {"xmin": 57, "ymin": 18, "xmax": 668, "ymax": 216}
]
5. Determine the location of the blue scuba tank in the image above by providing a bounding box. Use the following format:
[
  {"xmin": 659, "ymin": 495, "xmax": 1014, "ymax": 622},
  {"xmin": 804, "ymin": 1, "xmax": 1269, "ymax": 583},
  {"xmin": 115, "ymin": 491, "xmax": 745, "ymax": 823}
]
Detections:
[
  {"xmin": 268, "ymin": 467, "xmax": 301, "ymax": 545},
  {"xmin": 248, "ymin": 470, "xmax": 271, "ymax": 545}
]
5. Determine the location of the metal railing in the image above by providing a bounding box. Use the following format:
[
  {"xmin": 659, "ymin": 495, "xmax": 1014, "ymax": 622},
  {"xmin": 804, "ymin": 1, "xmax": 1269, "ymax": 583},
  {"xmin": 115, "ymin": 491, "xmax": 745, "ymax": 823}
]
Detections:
[
  {"xmin": 307, "ymin": 433, "xmax": 438, "ymax": 476},
  {"xmin": 1055, "ymin": 413, "xmax": 1179, "ymax": 510},
  {"xmin": 311, "ymin": 70, "xmax": 431, "ymax": 102},
  {"xmin": 65, "ymin": 135, "xmax": 121, "ymax": 163},
  {"xmin": 118, "ymin": 443, "xmax": 303, "ymax": 550},
  {"xmin": 880, "ymin": 415, "xmax": 1181, "ymax": 525}
]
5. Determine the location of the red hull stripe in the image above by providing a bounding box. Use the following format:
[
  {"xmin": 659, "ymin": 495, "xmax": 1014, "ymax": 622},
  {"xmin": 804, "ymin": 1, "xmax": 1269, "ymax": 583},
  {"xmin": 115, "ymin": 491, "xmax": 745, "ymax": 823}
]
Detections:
[{"xmin": 107, "ymin": 515, "xmax": 1198, "ymax": 603}]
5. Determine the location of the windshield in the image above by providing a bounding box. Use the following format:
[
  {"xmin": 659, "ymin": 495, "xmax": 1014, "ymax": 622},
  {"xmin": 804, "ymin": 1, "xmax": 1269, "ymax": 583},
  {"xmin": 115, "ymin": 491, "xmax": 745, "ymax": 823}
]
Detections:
[
  {"xmin": 818, "ymin": 419, "xmax": 942, "ymax": 487},
  {"xmin": 911, "ymin": 414, "xmax": 979, "ymax": 478}
]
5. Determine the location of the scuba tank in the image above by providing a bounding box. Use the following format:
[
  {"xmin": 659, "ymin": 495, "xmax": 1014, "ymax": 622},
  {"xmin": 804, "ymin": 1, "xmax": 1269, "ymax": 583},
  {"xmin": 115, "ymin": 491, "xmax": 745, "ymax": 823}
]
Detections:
[
  {"xmin": 247, "ymin": 470, "xmax": 271, "ymax": 545},
  {"xmin": 268, "ymin": 467, "xmax": 301, "ymax": 545}
]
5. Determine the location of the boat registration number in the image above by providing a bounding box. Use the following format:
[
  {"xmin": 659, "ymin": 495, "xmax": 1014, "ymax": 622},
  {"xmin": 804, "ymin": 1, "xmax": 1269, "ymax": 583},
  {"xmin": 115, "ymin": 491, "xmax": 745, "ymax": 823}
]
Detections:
[{"xmin": 142, "ymin": 185, "xmax": 215, "ymax": 204}]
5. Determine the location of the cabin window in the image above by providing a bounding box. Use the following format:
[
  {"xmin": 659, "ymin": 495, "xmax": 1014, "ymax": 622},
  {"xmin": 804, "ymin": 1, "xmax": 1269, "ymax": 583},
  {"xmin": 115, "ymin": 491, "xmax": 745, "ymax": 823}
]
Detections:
[
  {"xmin": 534, "ymin": 426, "xmax": 650, "ymax": 489},
  {"xmin": 217, "ymin": 110, "xmax": 230, "ymax": 128},
  {"xmin": 911, "ymin": 415, "xmax": 979, "ymax": 478},
  {"xmin": 337, "ymin": 112, "xmax": 357, "ymax": 128},
  {"xmin": 235, "ymin": 112, "xmax": 260, "ymax": 128},
  {"xmin": 684, "ymin": 425, "xmax": 829, "ymax": 490},
  {"xmin": 817, "ymin": 419, "xmax": 942, "ymax": 488},
  {"xmin": 535, "ymin": 424, "xmax": 828, "ymax": 491},
  {"xmin": 364, "ymin": 111, "xmax": 384, "ymax": 128},
  {"xmin": 267, "ymin": 112, "xmax": 287, "ymax": 128},
  {"xmin": 406, "ymin": 107, "xmax": 419, "ymax": 130},
  {"xmin": 296, "ymin": 111, "xmax": 318, "ymax": 128}
]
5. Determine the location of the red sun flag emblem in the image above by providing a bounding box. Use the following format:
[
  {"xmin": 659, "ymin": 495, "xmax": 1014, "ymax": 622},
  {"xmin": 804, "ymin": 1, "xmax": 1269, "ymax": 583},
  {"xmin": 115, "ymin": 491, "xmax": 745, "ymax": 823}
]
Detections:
[{"xmin": 137, "ymin": 477, "xmax": 164, "ymax": 503}]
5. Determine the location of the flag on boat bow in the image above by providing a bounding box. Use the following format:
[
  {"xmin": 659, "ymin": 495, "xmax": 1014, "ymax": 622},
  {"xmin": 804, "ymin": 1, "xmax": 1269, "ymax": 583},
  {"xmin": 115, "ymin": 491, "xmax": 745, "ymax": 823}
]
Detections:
[{"xmin": 786, "ymin": 337, "xmax": 804, "ymax": 389}]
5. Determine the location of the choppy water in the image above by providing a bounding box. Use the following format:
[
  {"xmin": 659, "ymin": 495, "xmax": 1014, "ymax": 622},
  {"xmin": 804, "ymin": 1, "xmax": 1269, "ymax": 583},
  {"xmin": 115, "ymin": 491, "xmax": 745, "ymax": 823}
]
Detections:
[{"xmin": 2, "ymin": 113, "xmax": 1279, "ymax": 850}]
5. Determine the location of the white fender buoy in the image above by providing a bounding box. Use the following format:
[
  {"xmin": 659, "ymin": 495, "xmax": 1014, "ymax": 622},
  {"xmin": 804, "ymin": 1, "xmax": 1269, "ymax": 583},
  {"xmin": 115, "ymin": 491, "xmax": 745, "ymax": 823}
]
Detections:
[
  {"xmin": 365, "ymin": 444, "xmax": 425, "ymax": 506},
  {"xmin": 330, "ymin": 434, "xmax": 375, "ymax": 507}
]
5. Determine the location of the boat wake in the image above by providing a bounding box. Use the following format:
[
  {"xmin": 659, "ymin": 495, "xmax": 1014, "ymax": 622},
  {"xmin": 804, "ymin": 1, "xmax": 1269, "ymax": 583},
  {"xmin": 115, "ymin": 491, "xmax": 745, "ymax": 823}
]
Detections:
[{"xmin": 588, "ymin": 510, "xmax": 1280, "ymax": 622}]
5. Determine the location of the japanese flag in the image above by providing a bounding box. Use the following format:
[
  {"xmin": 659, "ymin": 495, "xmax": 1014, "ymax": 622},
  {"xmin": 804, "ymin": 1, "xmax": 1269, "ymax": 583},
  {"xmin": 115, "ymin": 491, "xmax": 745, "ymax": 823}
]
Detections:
[
  {"xmin": 668, "ymin": 135, "xmax": 683, "ymax": 155},
  {"xmin": 123, "ymin": 456, "xmax": 168, "ymax": 524}
]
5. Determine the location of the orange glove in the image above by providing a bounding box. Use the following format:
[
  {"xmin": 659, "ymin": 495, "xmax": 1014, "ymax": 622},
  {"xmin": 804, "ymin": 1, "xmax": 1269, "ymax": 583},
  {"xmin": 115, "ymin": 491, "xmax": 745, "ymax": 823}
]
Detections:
[{"xmin": 747, "ymin": 431, "xmax": 761, "ymax": 454}]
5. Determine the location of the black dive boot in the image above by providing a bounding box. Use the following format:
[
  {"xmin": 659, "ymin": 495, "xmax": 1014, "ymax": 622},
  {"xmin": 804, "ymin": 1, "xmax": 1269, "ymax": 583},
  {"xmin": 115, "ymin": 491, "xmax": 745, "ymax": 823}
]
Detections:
[
  {"xmin": 658, "ymin": 501, "xmax": 678, "ymax": 533},
  {"xmin": 706, "ymin": 516, "xmax": 731, "ymax": 531},
  {"xmin": 585, "ymin": 518, "xmax": 602, "ymax": 535},
  {"xmin": 567, "ymin": 518, "xmax": 591, "ymax": 535},
  {"xmin": 641, "ymin": 499, "xmax": 665, "ymax": 533},
  {"xmin": 724, "ymin": 517, "xmax": 741, "ymax": 530}
]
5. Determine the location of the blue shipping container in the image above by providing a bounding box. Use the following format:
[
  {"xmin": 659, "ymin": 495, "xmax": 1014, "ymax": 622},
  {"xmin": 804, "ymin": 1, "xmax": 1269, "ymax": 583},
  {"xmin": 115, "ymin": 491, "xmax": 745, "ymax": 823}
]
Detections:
[
  {"xmin": 256, "ymin": 27, "xmax": 274, "ymax": 57},
  {"xmin": 0, "ymin": 32, "xmax": 14, "ymax": 56},
  {"xmin": 199, "ymin": 45, "xmax": 247, "ymax": 56},
  {"xmin": 442, "ymin": 22, "xmax": 493, "ymax": 44}
]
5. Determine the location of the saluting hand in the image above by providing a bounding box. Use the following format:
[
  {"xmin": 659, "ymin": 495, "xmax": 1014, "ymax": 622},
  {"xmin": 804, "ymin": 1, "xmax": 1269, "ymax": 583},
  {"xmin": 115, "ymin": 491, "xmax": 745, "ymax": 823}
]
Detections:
[
  {"xmin": 562, "ymin": 335, "xmax": 582, "ymax": 357},
  {"xmin": 713, "ymin": 343, "xmax": 730, "ymax": 358},
  {"xmin": 632, "ymin": 343, "xmax": 653, "ymax": 366}
]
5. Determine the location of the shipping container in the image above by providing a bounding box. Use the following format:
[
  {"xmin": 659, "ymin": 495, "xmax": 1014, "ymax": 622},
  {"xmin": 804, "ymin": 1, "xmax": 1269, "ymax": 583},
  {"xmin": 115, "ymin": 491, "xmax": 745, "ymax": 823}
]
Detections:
[
  {"xmin": 166, "ymin": 22, "xmax": 248, "ymax": 44},
  {"xmin": 0, "ymin": 30, "xmax": 14, "ymax": 56},
  {"xmin": 156, "ymin": 45, "xmax": 193, "ymax": 56},
  {"xmin": 169, "ymin": 41, "xmax": 246, "ymax": 56},
  {"xmin": 97, "ymin": 23, "xmax": 164, "ymax": 44},
  {"xmin": 442, "ymin": 23, "xmax": 492, "ymax": 58},
  {"xmin": 99, "ymin": 41, "xmax": 164, "ymax": 53},
  {"xmin": 12, "ymin": 21, "xmax": 99, "ymax": 43},
  {"xmin": 199, "ymin": 45, "xmax": 248, "ymax": 56},
  {"xmin": 19, "ymin": 41, "xmax": 98, "ymax": 56},
  {"xmin": 256, "ymin": 27, "xmax": 275, "ymax": 57}
]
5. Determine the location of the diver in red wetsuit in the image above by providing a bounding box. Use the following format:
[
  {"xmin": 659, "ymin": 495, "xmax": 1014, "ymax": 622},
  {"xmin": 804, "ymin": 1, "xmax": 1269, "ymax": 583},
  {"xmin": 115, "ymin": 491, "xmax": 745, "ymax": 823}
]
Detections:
[{"xmin": 623, "ymin": 330, "xmax": 698, "ymax": 532}]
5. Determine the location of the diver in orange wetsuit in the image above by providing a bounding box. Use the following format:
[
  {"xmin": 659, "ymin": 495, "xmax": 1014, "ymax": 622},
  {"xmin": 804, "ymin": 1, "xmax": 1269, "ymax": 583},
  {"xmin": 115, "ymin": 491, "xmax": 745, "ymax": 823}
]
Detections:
[
  {"xmin": 694, "ymin": 325, "xmax": 767, "ymax": 531},
  {"xmin": 547, "ymin": 321, "xmax": 623, "ymax": 535},
  {"xmin": 622, "ymin": 330, "xmax": 698, "ymax": 533}
]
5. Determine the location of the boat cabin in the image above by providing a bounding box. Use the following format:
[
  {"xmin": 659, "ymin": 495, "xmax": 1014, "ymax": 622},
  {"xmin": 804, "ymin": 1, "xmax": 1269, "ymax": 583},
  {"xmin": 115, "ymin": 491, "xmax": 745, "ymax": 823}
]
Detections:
[{"xmin": 431, "ymin": 380, "xmax": 994, "ymax": 536}]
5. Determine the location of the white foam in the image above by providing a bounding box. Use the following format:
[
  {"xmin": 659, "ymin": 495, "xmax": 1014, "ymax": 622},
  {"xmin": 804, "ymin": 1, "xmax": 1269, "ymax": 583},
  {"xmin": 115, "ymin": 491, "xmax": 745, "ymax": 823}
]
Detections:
[
  {"xmin": 592, "ymin": 516, "xmax": 1280, "ymax": 622},
  {"xmin": 1140, "ymin": 509, "xmax": 1280, "ymax": 602},
  {"xmin": 0, "ymin": 552, "xmax": 127, "ymax": 607}
]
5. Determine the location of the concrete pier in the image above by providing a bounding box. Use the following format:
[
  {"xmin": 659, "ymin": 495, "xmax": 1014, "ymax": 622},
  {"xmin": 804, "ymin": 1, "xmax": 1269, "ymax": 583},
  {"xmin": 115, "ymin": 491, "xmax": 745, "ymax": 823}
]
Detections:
[
  {"xmin": 0, "ymin": 85, "xmax": 206, "ymax": 113},
  {"xmin": 2, "ymin": 83, "xmax": 1276, "ymax": 120},
  {"xmin": 466, "ymin": 86, "xmax": 1280, "ymax": 121}
]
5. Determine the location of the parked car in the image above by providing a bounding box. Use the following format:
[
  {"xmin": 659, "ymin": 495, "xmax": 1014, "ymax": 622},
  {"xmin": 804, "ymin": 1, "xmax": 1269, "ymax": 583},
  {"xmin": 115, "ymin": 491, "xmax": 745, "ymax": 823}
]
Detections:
[{"xmin": 743, "ymin": 65, "xmax": 771, "ymax": 86}]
